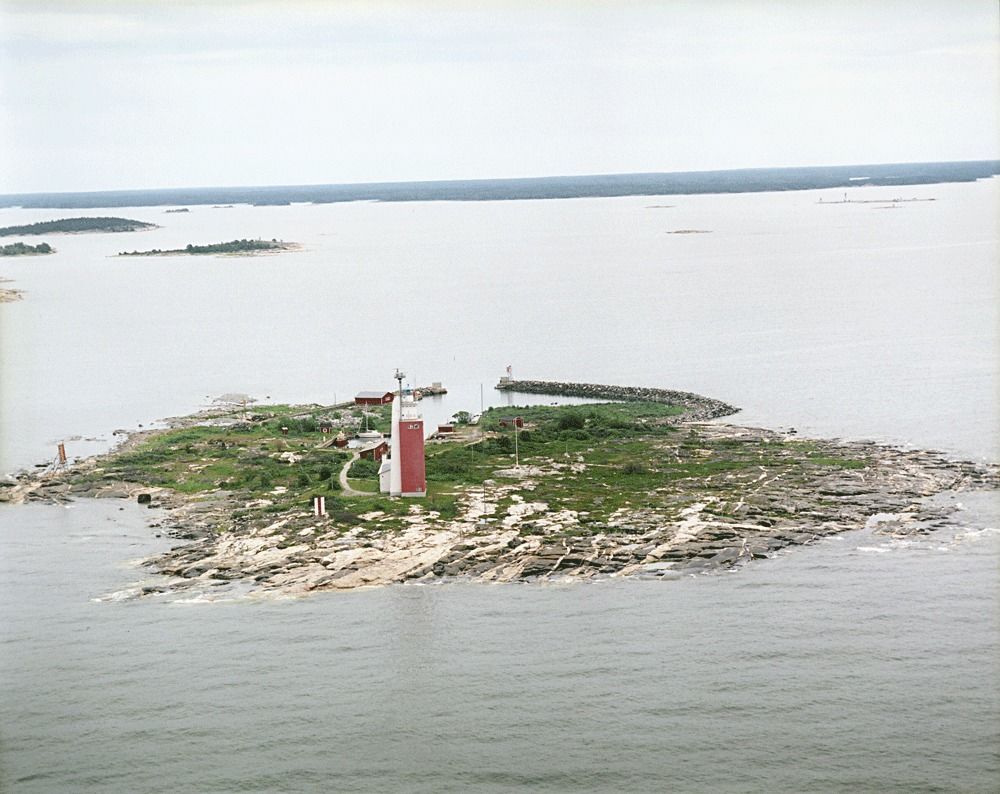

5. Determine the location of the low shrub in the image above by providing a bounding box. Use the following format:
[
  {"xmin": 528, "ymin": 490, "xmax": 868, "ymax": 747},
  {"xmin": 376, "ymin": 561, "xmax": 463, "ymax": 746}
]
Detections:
[
  {"xmin": 621, "ymin": 461, "xmax": 647, "ymax": 475},
  {"xmin": 348, "ymin": 458, "xmax": 380, "ymax": 478}
]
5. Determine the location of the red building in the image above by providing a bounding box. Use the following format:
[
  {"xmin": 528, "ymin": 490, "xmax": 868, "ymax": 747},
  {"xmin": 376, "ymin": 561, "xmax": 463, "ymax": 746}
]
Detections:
[
  {"xmin": 355, "ymin": 391, "xmax": 395, "ymax": 406},
  {"xmin": 359, "ymin": 440, "xmax": 389, "ymax": 461},
  {"xmin": 397, "ymin": 416, "xmax": 426, "ymax": 496},
  {"xmin": 381, "ymin": 390, "xmax": 426, "ymax": 498}
]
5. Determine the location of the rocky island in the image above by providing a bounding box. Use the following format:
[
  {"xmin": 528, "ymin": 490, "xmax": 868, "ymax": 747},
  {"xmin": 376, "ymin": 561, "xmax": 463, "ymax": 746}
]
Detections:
[
  {"xmin": 0, "ymin": 276, "xmax": 23, "ymax": 302},
  {"xmin": 117, "ymin": 238, "xmax": 299, "ymax": 256},
  {"xmin": 0, "ymin": 216, "xmax": 157, "ymax": 236},
  {"xmin": 2, "ymin": 380, "xmax": 995, "ymax": 599}
]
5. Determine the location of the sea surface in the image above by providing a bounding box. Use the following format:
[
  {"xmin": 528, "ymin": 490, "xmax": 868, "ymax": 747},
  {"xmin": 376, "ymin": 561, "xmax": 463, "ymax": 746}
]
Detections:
[{"xmin": 1, "ymin": 175, "xmax": 998, "ymax": 791}]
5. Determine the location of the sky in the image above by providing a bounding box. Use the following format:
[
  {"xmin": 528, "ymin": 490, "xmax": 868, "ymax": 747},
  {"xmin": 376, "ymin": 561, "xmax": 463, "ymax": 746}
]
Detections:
[{"xmin": 0, "ymin": 0, "xmax": 997, "ymax": 194}]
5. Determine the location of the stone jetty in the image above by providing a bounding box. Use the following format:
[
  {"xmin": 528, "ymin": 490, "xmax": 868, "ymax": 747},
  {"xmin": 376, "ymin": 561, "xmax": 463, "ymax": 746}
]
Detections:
[{"xmin": 495, "ymin": 378, "xmax": 738, "ymax": 422}]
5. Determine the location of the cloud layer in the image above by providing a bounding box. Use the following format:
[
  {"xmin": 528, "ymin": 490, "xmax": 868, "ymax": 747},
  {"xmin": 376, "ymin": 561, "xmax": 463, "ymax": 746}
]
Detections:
[{"xmin": 1, "ymin": 0, "xmax": 997, "ymax": 192}]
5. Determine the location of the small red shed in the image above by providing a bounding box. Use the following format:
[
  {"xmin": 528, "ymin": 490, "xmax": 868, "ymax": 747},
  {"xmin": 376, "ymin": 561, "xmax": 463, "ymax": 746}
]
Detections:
[
  {"xmin": 499, "ymin": 416, "xmax": 524, "ymax": 429},
  {"xmin": 359, "ymin": 440, "xmax": 389, "ymax": 461}
]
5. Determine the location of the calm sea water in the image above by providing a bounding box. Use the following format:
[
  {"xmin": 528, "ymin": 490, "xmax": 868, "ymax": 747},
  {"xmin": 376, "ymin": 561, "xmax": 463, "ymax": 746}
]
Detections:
[
  {"xmin": 1, "ymin": 497, "xmax": 997, "ymax": 792},
  {"xmin": 1, "ymin": 179, "xmax": 997, "ymax": 472},
  {"xmin": 1, "ymin": 179, "xmax": 998, "ymax": 791}
]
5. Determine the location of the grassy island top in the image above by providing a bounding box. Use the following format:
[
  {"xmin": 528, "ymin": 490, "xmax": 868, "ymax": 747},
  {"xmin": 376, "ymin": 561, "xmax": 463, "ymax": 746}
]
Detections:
[
  {"xmin": 58, "ymin": 400, "xmax": 872, "ymax": 532},
  {"xmin": 4, "ymin": 395, "xmax": 994, "ymax": 596},
  {"xmin": 1, "ymin": 241, "xmax": 54, "ymax": 256},
  {"xmin": 117, "ymin": 238, "xmax": 297, "ymax": 256},
  {"xmin": 0, "ymin": 217, "xmax": 157, "ymax": 236}
]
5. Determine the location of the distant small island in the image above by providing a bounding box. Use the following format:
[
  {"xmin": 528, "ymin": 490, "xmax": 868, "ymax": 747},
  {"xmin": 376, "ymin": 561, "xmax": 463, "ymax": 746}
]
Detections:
[
  {"xmin": 0, "ymin": 217, "xmax": 157, "ymax": 236},
  {"xmin": 164, "ymin": 208, "xmax": 190, "ymax": 213},
  {"xmin": 1, "ymin": 241, "xmax": 54, "ymax": 256},
  {"xmin": 117, "ymin": 238, "xmax": 299, "ymax": 256}
]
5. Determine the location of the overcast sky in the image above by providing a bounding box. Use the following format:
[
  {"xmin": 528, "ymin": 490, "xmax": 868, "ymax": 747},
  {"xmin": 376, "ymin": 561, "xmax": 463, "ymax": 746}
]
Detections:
[{"xmin": 0, "ymin": 0, "xmax": 997, "ymax": 194}]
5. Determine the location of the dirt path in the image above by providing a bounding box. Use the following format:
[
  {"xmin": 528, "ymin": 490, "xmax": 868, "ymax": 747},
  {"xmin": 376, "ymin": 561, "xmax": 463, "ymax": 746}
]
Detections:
[{"xmin": 338, "ymin": 451, "xmax": 367, "ymax": 496}]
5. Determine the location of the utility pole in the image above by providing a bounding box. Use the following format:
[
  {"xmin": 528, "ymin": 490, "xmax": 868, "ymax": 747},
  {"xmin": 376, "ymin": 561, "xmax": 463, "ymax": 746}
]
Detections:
[{"xmin": 514, "ymin": 419, "xmax": 519, "ymax": 469}]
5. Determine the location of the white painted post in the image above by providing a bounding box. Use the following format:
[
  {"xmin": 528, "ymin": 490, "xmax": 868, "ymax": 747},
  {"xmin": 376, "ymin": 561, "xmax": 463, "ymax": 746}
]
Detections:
[{"xmin": 313, "ymin": 496, "xmax": 326, "ymax": 517}]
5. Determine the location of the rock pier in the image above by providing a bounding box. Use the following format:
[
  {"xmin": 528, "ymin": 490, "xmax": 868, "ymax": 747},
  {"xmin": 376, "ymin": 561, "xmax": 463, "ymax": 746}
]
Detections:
[{"xmin": 495, "ymin": 378, "xmax": 738, "ymax": 422}]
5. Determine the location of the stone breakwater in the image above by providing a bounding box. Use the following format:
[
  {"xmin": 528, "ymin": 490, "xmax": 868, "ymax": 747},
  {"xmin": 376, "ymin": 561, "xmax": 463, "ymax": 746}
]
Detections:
[{"xmin": 495, "ymin": 379, "xmax": 739, "ymax": 422}]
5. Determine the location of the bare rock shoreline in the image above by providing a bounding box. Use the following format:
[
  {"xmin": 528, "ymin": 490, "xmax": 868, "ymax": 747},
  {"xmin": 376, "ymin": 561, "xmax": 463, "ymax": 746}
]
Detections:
[
  {"xmin": 143, "ymin": 425, "xmax": 994, "ymax": 595},
  {"xmin": 2, "ymin": 411, "xmax": 995, "ymax": 599},
  {"xmin": 0, "ymin": 277, "xmax": 22, "ymax": 302}
]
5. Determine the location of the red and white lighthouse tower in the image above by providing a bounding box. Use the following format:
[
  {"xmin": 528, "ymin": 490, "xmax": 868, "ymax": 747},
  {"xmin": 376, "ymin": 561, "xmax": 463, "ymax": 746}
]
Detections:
[{"xmin": 384, "ymin": 369, "xmax": 426, "ymax": 497}]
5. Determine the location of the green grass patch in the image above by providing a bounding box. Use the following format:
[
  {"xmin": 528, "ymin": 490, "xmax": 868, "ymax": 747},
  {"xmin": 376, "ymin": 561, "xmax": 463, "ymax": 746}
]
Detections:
[{"xmin": 72, "ymin": 400, "xmax": 877, "ymax": 538}]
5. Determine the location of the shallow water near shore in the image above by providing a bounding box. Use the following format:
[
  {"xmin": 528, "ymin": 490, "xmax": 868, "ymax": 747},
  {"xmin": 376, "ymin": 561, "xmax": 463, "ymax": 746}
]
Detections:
[
  {"xmin": 1, "ymin": 495, "xmax": 998, "ymax": 792},
  {"xmin": 1, "ymin": 178, "xmax": 999, "ymax": 790}
]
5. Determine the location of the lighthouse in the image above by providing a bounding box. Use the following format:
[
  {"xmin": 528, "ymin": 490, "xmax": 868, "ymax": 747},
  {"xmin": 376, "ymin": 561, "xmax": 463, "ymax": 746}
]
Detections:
[{"xmin": 380, "ymin": 369, "xmax": 427, "ymax": 497}]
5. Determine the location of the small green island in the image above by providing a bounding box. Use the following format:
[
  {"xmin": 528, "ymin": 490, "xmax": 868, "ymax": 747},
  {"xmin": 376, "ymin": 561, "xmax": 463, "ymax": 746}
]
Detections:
[
  {"xmin": 117, "ymin": 238, "xmax": 299, "ymax": 256},
  {"xmin": 2, "ymin": 379, "xmax": 994, "ymax": 598},
  {"xmin": 0, "ymin": 217, "xmax": 157, "ymax": 236},
  {"xmin": 1, "ymin": 241, "xmax": 54, "ymax": 256}
]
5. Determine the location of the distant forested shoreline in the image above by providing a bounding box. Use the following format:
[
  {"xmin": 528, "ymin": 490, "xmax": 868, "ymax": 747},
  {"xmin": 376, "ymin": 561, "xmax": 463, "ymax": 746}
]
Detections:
[
  {"xmin": 0, "ymin": 217, "xmax": 157, "ymax": 236},
  {"xmin": 0, "ymin": 160, "xmax": 997, "ymax": 209}
]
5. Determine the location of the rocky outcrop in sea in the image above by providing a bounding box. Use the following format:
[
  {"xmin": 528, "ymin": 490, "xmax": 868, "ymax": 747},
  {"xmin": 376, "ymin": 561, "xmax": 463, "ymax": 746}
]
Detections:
[{"xmin": 3, "ymin": 422, "xmax": 995, "ymax": 599}]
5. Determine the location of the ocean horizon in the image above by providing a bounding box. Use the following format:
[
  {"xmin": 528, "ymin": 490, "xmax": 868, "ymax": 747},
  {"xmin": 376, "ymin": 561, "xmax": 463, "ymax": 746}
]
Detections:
[{"xmin": 2, "ymin": 158, "xmax": 998, "ymax": 209}]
